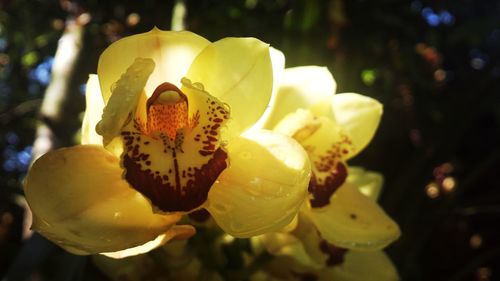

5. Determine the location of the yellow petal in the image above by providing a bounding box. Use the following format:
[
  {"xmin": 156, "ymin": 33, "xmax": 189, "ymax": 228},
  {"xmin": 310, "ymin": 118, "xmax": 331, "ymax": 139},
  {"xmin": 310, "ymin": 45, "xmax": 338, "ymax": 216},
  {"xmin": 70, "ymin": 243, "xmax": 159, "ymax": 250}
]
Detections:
[
  {"xmin": 303, "ymin": 183, "xmax": 400, "ymax": 250},
  {"xmin": 186, "ymin": 37, "xmax": 273, "ymax": 134},
  {"xmin": 24, "ymin": 145, "xmax": 181, "ymax": 255},
  {"xmin": 92, "ymin": 252, "xmax": 157, "ymax": 281},
  {"xmin": 206, "ymin": 130, "xmax": 311, "ymax": 237},
  {"xmin": 258, "ymin": 214, "xmax": 329, "ymax": 268},
  {"xmin": 102, "ymin": 225, "xmax": 195, "ymax": 259},
  {"xmin": 81, "ymin": 74, "xmax": 104, "ymax": 145},
  {"xmin": 262, "ymin": 66, "xmax": 336, "ymax": 129},
  {"xmin": 347, "ymin": 167, "xmax": 383, "ymax": 201},
  {"xmin": 319, "ymin": 250, "xmax": 399, "ymax": 281},
  {"xmin": 251, "ymin": 47, "xmax": 286, "ymax": 131},
  {"xmin": 98, "ymin": 28, "xmax": 210, "ymax": 102},
  {"xmin": 290, "ymin": 214, "xmax": 331, "ymax": 266},
  {"xmin": 96, "ymin": 58, "xmax": 155, "ymax": 145},
  {"xmin": 259, "ymin": 232, "xmax": 318, "ymax": 268},
  {"xmin": 332, "ymin": 93, "xmax": 383, "ymax": 159},
  {"xmin": 270, "ymin": 47, "xmax": 286, "ymax": 94}
]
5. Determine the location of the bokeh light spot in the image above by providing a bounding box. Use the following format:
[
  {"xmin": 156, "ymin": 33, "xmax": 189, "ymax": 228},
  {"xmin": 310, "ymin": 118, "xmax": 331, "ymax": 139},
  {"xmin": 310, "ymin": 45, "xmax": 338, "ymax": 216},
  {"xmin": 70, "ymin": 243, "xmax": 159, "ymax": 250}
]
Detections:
[
  {"xmin": 469, "ymin": 234, "xmax": 483, "ymax": 249},
  {"xmin": 426, "ymin": 182, "xmax": 440, "ymax": 199},
  {"xmin": 361, "ymin": 69, "xmax": 376, "ymax": 86}
]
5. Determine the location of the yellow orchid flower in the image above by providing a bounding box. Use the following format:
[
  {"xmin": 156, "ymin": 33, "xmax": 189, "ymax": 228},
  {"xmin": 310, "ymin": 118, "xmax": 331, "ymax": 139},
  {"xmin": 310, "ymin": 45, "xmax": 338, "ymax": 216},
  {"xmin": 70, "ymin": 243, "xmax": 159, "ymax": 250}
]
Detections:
[
  {"xmin": 252, "ymin": 168, "xmax": 399, "ymax": 281},
  {"xmin": 260, "ymin": 66, "xmax": 401, "ymax": 251},
  {"xmin": 24, "ymin": 28, "xmax": 311, "ymax": 257}
]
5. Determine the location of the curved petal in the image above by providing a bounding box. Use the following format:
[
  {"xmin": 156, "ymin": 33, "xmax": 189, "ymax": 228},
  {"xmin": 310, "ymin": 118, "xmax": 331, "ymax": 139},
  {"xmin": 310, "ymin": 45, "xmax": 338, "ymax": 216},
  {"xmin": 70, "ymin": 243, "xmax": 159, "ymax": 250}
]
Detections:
[
  {"xmin": 251, "ymin": 47, "xmax": 286, "ymax": 130},
  {"xmin": 332, "ymin": 93, "xmax": 383, "ymax": 159},
  {"xmin": 302, "ymin": 183, "xmax": 400, "ymax": 250},
  {"xmin": 24, "ymin": 145, "xmax": 182, "ymax": 255},
  {"xmin": 96, "ymin": 58, "xmax": 155, "ymax": 145},
  {"xmin": 98, "ymin": 28, "xmax": 210, "ymax": 102},
  {"xmin": 319, "ymin": 250, "xmax": 399, "ymax": 281},
  {"xmin": 347, "ymin": 167, "xmax": 383, "ymax": 201},
  {"xmin": 290, "ymin": 214, "xmax": 334, "ymax": 266},
  {"xmin": 102, "ymin": 225, "xmax": 195, "ymax": 259},
  {"xmin": 259, "ymin": 232, "xmax": 319, "ymax": 268},
  {"xmin": 259, "ymin": 214, "xmax": 330, "ymax": 268},
  {"xmin": 81, "ymin": 75, "xmax": 104, "ymax": 145},
  {"xmin": 262, "ymin": 66, "xmax": 336, "ymax": 130},
  {"xmin": 206, "ymin": 130, "xmax": 311, "ymax": 237},
  {"xmin": 186, "ymin": 37, "xmax": 273, "ymax": 135},
  {"xmin": 269, "ymin": 47, "xmax": 286, "ymax": 96}
]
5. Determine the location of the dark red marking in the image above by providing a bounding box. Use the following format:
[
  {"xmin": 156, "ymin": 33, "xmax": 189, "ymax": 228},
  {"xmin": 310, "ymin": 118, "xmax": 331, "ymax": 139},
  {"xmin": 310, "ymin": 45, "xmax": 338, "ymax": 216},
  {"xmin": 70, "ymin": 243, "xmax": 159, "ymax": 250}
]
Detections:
[
  {"xmin": 188, "ymin": 208, "xmax": 211, "ymax": 223},
  {"xmin": 123, "ymin": 148, "xmax": 228, "ymax": 212},
  {"xmin": 199, "ymin": 150, "xmax": 214, "ymax": 156},
  {"xmin": 319, "ymin": 239, "xmax": 348, "ymax": 266},
  {"xmin": 308, "ymin": 162, "xmax": 347, "ymax": 208}
]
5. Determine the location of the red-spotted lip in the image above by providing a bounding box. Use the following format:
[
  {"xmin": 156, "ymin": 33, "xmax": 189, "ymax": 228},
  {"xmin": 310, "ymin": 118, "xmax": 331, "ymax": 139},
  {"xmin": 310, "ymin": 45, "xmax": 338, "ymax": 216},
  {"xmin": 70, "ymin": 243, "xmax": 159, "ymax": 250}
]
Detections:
[{"xmin": 120, "ymin": 81, "xmax": 230, "ymax": 213}]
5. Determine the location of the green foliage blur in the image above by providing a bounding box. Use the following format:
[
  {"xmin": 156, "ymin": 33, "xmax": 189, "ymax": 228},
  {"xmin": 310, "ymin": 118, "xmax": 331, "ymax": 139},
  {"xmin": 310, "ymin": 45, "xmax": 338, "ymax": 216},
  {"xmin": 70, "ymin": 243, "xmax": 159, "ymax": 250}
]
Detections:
[{"xmin": 1, "ymin": 0, "xmax": 500, "ymax": 280}]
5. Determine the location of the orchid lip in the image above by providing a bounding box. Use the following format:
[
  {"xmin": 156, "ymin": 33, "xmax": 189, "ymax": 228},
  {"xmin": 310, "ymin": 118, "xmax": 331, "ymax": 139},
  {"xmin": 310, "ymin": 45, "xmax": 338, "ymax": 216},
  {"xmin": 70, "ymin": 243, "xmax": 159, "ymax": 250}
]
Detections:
[{"xmin": 120, "ymin": 80, "xmax": 230, "ymax": 213}]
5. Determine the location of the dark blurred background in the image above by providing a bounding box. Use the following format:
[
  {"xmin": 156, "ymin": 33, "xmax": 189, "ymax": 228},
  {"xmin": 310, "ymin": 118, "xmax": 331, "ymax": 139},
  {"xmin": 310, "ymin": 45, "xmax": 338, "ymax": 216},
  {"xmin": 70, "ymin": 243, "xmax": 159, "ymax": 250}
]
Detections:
[{"xmin": 1, "ymin": 0, "xmax": 499, "ymax": 280}]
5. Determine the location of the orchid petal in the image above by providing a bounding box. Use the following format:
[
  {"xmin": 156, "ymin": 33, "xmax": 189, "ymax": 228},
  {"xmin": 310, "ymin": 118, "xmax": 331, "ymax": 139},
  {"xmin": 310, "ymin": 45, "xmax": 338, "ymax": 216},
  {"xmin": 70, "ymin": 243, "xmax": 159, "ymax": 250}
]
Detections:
[
  {"xmin": 251, "ymin": 47, "xmax": 286, "ymax": 130},
  {"xmin": 206, "ymin": 130, "xmax": 311, "ymax": 237},
  {"xmin": 319, "ymin": 250, "xmax": 399, "ymax": 281},
  {"xmin": 102, "ymin": 225, "xmax": 195, "ymax": 259},
  {"xmin": 303, "ymin": 183, "xmax": 400, "ymax": 250},
  {"xmin": 81, "ymin": 75, "xmax": 104, "ymax": 145},
  {"xmin": 186, "ymin": 37, "xmax": 274, "ymax": 135},
  {"xmin": 347, "ymin": 167, "xmax": 383, "ymax": 201},
  {"xmin": 24, "ymin": 145, "xmax": 181, "ymax": 255},
  {"xmin": 96, "ymin": 58, "xmax": 155, "ymax": 145},
  {"xmin": 259, "ymin": 214, "xmax": 330, "ymax": 268},
  {"xmin": 98, "ymin": 28, "xmax": 210, "ymax": 102},
  {"xmin": 332, "ymin": 93, "xmax": 382, "ymax": 159},
  {"xmin": 259, "ymin": 232, "xmax": 319, "ymax": 268},
  {"xmin": 262, "ymin": 66, "xmax": 336, "ymax": 129}
]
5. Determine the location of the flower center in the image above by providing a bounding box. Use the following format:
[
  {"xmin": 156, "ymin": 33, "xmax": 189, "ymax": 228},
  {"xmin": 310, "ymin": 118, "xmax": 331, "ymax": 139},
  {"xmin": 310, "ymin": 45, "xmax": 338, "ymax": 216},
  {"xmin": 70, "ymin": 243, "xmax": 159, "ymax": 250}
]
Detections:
[
  {"xmin": 146, "ymin": 83, "xmax": 189, "ymax": 140},
  {"xmin": 120, "ymin": 79, "xmax": 230, "ymax": 213}
]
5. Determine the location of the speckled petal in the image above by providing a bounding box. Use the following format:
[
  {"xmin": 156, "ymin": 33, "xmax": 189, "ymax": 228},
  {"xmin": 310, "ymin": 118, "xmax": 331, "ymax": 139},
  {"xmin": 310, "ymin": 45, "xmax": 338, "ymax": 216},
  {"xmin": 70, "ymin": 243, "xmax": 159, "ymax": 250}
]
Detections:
[
  {"xmin": 274, "ymin": 109, "xmax": 353, "ymax": 208},
  {"xmin": 24, "ymin": 145, "xmax": 181, "ymax": 255},
  {"xmin": 302, "ymin": 183, "xmax": 400, "ymax": 250},
  {"xmin": 81, "ymin": 75, "xmax": 104, "ymax": 145},
  {"xmin": 186, "ymin": 37, "xmax": 274, "ymax": 135},
  {"xmin": 98, "ymin": 28, "xmax": 210, "ymax": 102},
  {"xmin": 332, "ymin": 93, "xmax": 383, "ymax": 159},
  {"xmin": 206, "ymin": 130, "xmax": 311, "ymax": 237}
]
